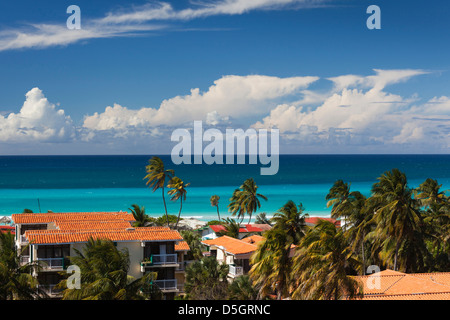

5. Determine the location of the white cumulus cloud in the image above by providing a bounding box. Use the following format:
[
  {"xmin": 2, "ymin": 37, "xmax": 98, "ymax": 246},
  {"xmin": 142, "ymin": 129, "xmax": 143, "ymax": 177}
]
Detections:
[
  {"xmin": 82, "ymin": 74, "xmax": 319, "ymax": 130},
  {"xmin": 0, "ymin": 88, "xmax": 75, "ymax": 142}
]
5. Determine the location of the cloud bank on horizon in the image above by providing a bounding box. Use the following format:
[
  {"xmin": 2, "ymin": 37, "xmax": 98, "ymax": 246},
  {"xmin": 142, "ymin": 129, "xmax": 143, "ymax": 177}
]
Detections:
[{"xmin": 1, "ymin": 69, "xmax": 449, "ymax": 154}]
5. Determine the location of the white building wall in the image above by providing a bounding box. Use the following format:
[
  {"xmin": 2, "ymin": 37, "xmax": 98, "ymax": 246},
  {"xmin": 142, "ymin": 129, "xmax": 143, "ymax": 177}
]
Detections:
[{"xmin": 117, "ymin": 241, "xmax": 143, "ymax": 279}]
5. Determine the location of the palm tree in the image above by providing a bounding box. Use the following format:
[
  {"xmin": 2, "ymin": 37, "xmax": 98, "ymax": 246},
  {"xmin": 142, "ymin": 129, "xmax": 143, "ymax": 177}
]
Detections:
[
  {"xmin": 326, "ymin": 180, "xmax": 363, "ymax": 228},
  {"xmin": 290, "ymin": 220, "xmax": 363, "ymax": 300},
  {"xmin": 144, "ymin": 156, "xmax": 174, "ymax": 228},
  {"xmin": 129, "ymin": 204, "xmax": 150, "ymax": 227},
  {"xmin": 180, "ymin": 230, "xmax": 204, "ymax": 261},
  {"xmin": 216, "ymin": 218, "xmax": 241, "ymax": 239},
  {"xmin": 250, "ymin": 228, "xmax": 293, "ymax": 300},
  {"xmin": 416, "ymin": 178, "xmax": 447, "ymax": 208},
  {"xmin": 184, "ymin": 256, "xmax": 229, "ymax": 300},
  {"xmin": 255, "ymin": 212, "xmax": 271, "ymax": 225},
  {"xmin": 249, "ymin": 200, "xmax": 309, "ymax": 300},
  {"xmin": 167, "ymin": 176, "xmax": 190, "ymax": 230},
  {"xmin": 0, "ymin": 231, "xmax": 45, "ymax": 300},
  {"xmin": 228, "ymin": 178, "xmax": 267, "ymax": 224},
  {"xmin": 369, "ymin": 168, "xmax": 423, "ymax": 271},
  {"xmin": 210, "ymin": 195, "xmax": 221, "ymax": 221},
  {"xmin": 228, "ymin": 275, "xmax": 258, "ymax": 300},
  {"xmin": 421, "ymin": 201, "xmax": 450, "ymax": 271},
  {"xmin": 343, "ymin": 192, "xmax": 373, "ymax": 275},
  {"xmin": 271, "ymin": 200, "xmax": 309, "ymax": 246},
  {"xmin": 57, "ymin": 237, "xmax": 157, "ymax": 300}
]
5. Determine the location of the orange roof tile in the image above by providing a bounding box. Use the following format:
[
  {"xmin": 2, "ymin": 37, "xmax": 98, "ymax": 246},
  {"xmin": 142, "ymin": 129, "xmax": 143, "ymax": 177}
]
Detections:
[
  {"xmin": 353, "ymin": 269, "xmax": 450, "ymax": 300},
  {"xmin": 12, "ymin": 212, "xmax": 135, "ymax": 224},
  {"xmin": 240, "ymin": 235, "xmax": 264, "ymax": 245},
  {"xmin": 362, "ymin": 292, "xmax": 450, "ymax": 300},
  {"xmin": 56, "ymin": 220, "xmax": 133, "ymax": 231},
  {"xmin": 305, "ymin": 217, "xmax": 341, "ymax": 227},
  {"xmin": 202, "ymin": 236, "xmax": 259, "ymax": 255},
  {"xmin": 175, "ymin": 241, "xmax": 190, "ymax": 252},
  {"xmin": 0, "ymin": 225, "xmax": 15, "ymax": 234},
  {"xmin": 24, "ymin": 227, "xmax": 182, "ymax": 245}
]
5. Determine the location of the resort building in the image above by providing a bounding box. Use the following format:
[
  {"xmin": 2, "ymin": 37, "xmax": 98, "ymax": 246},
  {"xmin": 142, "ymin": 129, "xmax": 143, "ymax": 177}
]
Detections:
[
  {"xmin": 304, "ymin": 217, "xmax": 340, "ymax": 228},
  {"xmin": 200, "ymin": 218, "xmax": 339, "ymax": 241},
  {"xmin": 353, "ymin": 269, "xmax": 450, "ymax": 300},
  {"xmin": 174, "ymin": 240, "xmax": 191, "ymax": 294},
  {"xmin": 201, "ymin": 235, "xmax": 269, "ymax": 280},
  {"xmin": 11, "ymin": 211, "xmax": 188, "ymax": 299},
  {"xmin": 201, "ymin": 223, "xmax": 272, "ymax": 240},
  {"xmin": 0, "ymin": 225, "xmax": 15, "ymax": 234}
]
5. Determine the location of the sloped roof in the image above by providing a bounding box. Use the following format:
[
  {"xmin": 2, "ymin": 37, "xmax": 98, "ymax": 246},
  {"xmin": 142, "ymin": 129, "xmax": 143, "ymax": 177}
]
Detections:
[
  {"xmin": 209, "ymin": 223, "xmax": 271, "ymax": 234},
  {"xmin": 354, "ymin": 269, "xmax": 450, "ymax": 300},
  {"xmin": 25, "ymin": 227, "xmax": 182, "ymax": 245},
  {"xmin": 175, "ymin": 241, "xmax": 190, "ymax": 252},
  {"xmin": 202, "ymin": 235, "xmax": 264, "ymax": 255},
  {"xmin": 0, "ymin": 225, "xmax": 15, "ymax": 234},
  {"xmin": 55, "ymin": 220, "xmax": 134, "ymax": 231},
  {"xmin": 12, "ymin": 212, "xmax": 135, "ymax": 224},
  {"xmin": 240, "ymin": 235, "xmax": 264, "ymax": 245},
  {"xmin": 305, "ymin": 217, "xmax": 340, "ymax": 227}
]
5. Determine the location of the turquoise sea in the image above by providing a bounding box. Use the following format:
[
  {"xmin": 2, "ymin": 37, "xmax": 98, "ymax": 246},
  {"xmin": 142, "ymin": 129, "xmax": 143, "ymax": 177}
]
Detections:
[{"xmin": 0, "ymin": 155, "xmax": 449, "ymax": 221}]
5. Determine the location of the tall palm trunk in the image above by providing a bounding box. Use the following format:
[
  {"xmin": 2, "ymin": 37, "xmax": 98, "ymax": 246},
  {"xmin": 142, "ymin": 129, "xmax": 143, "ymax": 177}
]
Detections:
[
  {"xmin": 162, "ymin": 186, "xmax": 170, "ymax": 227},
  {"xmin": 393, "ymin": 241, "xmax": 400, "ymax": 271},
  {"xmin": 216, "ymin": 206, "xmax": 221, "ymax": 221},
  {"xmin": 175, "ymin": 198, "xmax": 183, "ymax": 230},
  {"xmin": 361, "ymin": 237, "xmax": 366, "ymax": 275}
]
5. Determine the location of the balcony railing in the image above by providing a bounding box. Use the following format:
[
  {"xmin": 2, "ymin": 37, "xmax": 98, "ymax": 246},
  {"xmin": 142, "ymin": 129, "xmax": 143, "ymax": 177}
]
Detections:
[
  {"xmin": 152, "ymin": 254, "xmax": 177, "ymax": 265},
  {"xmin": 38, "ymin": 284, "xmax": 62, "ymax": 296},
  {"xmin": 36, "ymin": 257, "xmax": 66, "ymax": 270},
  {"xmin": 229, "ymin": 265, "xmax": 244, "ymax": 277},
  {"xmin": 141, "ymin": 254, "xmax": 178, "ymax": 267},
  {"xmin": 176, "ymin": 259, "xmax": 195, "ymax": 271},
  {"xmin": 153, "ymin": 279, "xmax": 178, "ymax": 291},
  {"xmin": 20, "ymin": 255, "xmax": 30, "ymax": 265}
]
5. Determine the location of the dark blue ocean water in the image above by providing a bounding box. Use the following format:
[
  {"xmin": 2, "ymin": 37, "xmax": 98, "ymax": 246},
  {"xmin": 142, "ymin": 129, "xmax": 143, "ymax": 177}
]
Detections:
[{"xmin": 0, "ymin": 155, "xmax": 449, "ymax": 220}]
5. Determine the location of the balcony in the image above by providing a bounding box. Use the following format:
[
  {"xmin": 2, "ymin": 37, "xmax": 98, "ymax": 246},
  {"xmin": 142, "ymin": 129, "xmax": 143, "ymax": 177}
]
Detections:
[
  {"xmin": 38, "ymin": 284, "xmax": 62, "ymax": 297},
  {"xmin": 176, "ymin": 259, "xmax": 195, "ymax": 272},
  {"xmin": 141, "ymin": 254, "xmax": 178, "ymax": 271},
  {"xmin": 20, "ymin": 235, "xmax": 28, "ymax": 244},
  {"xmin": 229, "ymin": 265, "xmax": 244, "ymax": 277},
  {"xmin": 20, "ymin": 255, "xmax": 30, "ymax": 265},
  {"xmin": 36, "ymin": 257, "xmax": 67, "ymax": 271},
  {"xmin": 153, "ymin": 279, "xmax": 178, "ymax": 292}
]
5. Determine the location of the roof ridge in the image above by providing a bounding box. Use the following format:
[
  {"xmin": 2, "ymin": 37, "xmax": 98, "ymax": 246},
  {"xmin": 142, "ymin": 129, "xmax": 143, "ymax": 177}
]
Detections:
[
  {"xmin": 406, "ymin": 273, "xmax": 450, "ymax": 289},
  {"xmin": 379, "ymin": 274, "xmax": 405, "ymax": 294},
  {"xmin": 25, "ymin": 228, "xmax": 176, "ymax": 235},
  {"xmin": 368, "ymin": 291, "xmax": 450, "ymax": 298}
]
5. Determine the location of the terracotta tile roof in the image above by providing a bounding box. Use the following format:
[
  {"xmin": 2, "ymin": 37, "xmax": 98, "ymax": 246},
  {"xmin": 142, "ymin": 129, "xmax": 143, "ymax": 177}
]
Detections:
[
  {"xmin": 56, "ymin": 220, "xmax": 133, "ymax": 231},
  {"xmin": 0, "ymin": 225, "xmax": 15, "ymax": 234},
  {"xmin": 305, "ymin": 217, "xmax": 340, "ymax": 227},
  {"xmin": 12, "ymin": 212, "xmax": 135, "ymax": 224},
  {"xmin": 175, "ymin": 241, "xmax": 190, "ymax": 252},
  {"xmin": 202, "ymin": 235, "xmax": 259, "ymax": 255},
  {"xmin": 240, "ymin": 235, "xmax": 264, "ymax": 245},
  {"xmin": 209, "ymin": 224, "xmax": 270, "ymax": 234},
  {"xmin": 361, "ymin": 292, "xmax": 450, "ymax": 300},
  {"xmin": 353, "ymin": 269, "xmax": 450, "ymax": 300},
  {"xmin": 24, "ymin": 227, "xmax": 183, "ymax": 245}
]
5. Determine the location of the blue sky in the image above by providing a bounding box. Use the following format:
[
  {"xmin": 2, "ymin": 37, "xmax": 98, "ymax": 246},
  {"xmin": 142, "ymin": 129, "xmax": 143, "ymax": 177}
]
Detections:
[{"xmin": 0, "ymin": 0, "xmax": 449, "ymax": 155}]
